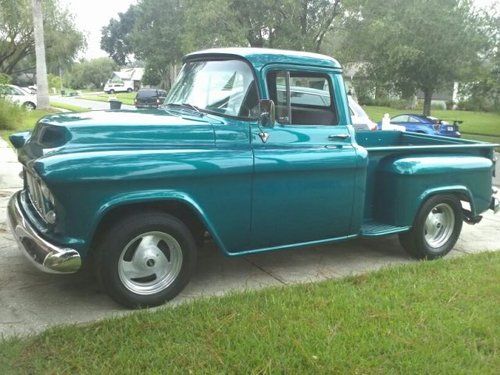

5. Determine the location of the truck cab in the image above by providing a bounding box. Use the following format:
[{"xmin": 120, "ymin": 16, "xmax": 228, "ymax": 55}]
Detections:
[{"xmin": 7, "ymin": 48, "xmax": 499, "ymax": 308}]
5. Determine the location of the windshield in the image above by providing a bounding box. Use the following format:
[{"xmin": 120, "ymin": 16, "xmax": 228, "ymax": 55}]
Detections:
[{"xmin": 165, "ymin": 59, "xmax": 259, "ymax": 118}]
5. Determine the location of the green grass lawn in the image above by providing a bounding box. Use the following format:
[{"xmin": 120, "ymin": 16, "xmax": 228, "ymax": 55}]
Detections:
[
  {"xmin": 363, "ymin": 105, "xmax": 500, "ymax": 141},
  {"xmin": 0, "ymin": 108, "xmax": 55, "ymax": 142},
  {"xmin": 50, "ymin": 101, "xmax": 88, "ymax": 112},
  {"xmin": 79, "ymin": 92, "xmax": 135, "ymax": 105},
  {"xmin": 1, "ymin": 252, "xmax": 498, "ymax": 374}
]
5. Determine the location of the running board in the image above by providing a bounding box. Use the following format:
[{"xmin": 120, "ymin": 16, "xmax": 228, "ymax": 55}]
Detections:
[{"xmin": 361, "ymin": 221, "xmax": 410, "ymax": 237}]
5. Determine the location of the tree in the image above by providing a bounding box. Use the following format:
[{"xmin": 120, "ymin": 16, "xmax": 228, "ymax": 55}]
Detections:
[
  {"xmin": 0, "ymin": 0, "xmax": 85, "ymax": 76},
  {"xmin": 32, "ymin": 0, "xmax": 49, "ymax": 109},
  {"xmin": 182, "ymin": 0, "xmax": 343, "ymax": 52},
  {"xmin": 131, "ymin": 0, "xmax": 186, "ymax": 88},
  {"xmin": 66, "ymin": 58, "xmax": 118, "ymax": 90},
  {"xmin": 343, "ymin": 0, "xmax": 493, "ymax": 115},
  {"xmin": 101, "ymin": 5, "xmax": 139, "ymax": 65},
  {"xmin": 100, "ymin": 0, "xmax": 347, "ymax": 87}
]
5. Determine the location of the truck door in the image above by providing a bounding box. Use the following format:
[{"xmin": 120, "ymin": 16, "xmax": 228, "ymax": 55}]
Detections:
[{"xmin": 250, "ymin": 69, "xmax": 357, "ymax": 250}]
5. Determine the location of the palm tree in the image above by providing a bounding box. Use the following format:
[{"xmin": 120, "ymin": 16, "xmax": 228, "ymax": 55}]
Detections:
[{"xmin": 32, "ymin": 0, "xmax": 49, "ymax": 109}]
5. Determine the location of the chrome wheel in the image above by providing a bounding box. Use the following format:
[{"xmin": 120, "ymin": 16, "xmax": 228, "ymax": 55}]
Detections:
[
  {"xmin": 424, "ymin": 203, "xmax": 455, "ymax": 249},
  {"xmin": 118, "ymin": 231, "xmax": 183, "ymax": 295}
]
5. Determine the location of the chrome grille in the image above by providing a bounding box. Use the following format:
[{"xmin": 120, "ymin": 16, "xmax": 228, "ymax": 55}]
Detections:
[{"xmin": 25, "ymin": 170, "xmax": 48, "ymax": 220}]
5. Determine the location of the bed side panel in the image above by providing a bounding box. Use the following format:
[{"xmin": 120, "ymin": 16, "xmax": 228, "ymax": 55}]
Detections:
[{"xmin": 374, "ymin": 154, "xmax": 493, "ymax": 225}]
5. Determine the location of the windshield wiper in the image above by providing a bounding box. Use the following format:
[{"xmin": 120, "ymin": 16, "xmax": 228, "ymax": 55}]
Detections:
[{"xmin": 164, "ymin": 103, "xmax": 204, "ymax": 117}]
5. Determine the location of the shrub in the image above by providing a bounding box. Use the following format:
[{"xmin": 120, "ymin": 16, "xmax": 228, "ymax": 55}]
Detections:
[
  {"xmin": 0, "ymin": 99, "xmax": 26, "ymax": 130},
  {"xmin": 0, "ymin": 73, "xmax": 11, "ymax": 85}
]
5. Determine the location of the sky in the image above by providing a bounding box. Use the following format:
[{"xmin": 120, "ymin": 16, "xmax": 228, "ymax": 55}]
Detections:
[
  {"xmin": 61, "ymin": 0, "xmax": 138, "ymax": 59},
  {"xmin": 61, "ymin": 0, "xmax": 499, "ymax": 60}
]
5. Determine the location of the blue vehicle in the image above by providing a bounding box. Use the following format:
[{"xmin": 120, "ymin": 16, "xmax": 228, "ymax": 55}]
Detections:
[{"xmin": 378, "ymin": 114, "xmax": 461, "ymax": 137}]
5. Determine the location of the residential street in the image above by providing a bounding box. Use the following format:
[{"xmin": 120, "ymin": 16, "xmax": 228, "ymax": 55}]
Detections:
[
  {"xmin": 0, "ymin": 138, "xmax": 498, "ymax": 338},
  {"xmin": 50, "ymin": 95, "xmax": 136, "ymax": 111}
]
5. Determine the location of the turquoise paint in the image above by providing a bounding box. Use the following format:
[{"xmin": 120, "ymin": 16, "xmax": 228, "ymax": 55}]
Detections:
[{"xmin": 9, "ymin": 48, "xmax": 497, "ymax": 259}]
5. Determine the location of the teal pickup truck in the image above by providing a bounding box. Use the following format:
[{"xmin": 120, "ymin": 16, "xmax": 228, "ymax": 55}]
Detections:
[{"xmin": 7, "ymin": 48, "xmax": 499, "ymax": 308}]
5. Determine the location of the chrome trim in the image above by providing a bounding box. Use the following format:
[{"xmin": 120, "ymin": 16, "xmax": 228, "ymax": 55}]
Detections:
[
  {"xmin": 7, "ymin": 191, "xmax": 81, "ymax": 274},
  {"xmin": 25, "ymin": 169, "xmax": 48, "ymax": 222},
  {"xmin": 491, "ymin": 196, "xmax": 500, "ymax": 214}
]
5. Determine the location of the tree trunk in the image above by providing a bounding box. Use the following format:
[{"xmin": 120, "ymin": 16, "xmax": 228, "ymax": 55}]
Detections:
[
  {"xmin": 422, "ymin": 88, "xmax": 433, "ymax": 116},
  {"xmin": 32, "ymin": 0, "xmax": 50, "ymax": 109}
]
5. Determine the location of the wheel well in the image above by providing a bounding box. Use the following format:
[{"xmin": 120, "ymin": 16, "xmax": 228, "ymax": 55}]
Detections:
[
  {"xmin": 90, "ymin": 200, "xmax": 207, "ymax": 251},
  {"xmin": 421, "ymin": 191, "xmax": 473, "ymax": 219}
]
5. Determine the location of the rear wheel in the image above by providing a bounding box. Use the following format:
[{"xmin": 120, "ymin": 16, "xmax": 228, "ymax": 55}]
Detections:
[
  {"xmin": 127, "ymin": 88, "xmax": 133, "ymax": 93},
  {"xmin": 399, "ymin": 194, "xmax": 462, "ymax": 259},
  {"xmin": 109, "ymin": 89, "xmax": 115, "ymax": 94},
  {"xmin": 96, "ymin": 212, "xmax": 197, "ymax": 308}
]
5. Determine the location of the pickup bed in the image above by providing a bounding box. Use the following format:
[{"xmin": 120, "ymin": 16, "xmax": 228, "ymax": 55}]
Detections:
[{"xmin": 7, "ymin": 48, "xmax": 499, "ymax": 308}]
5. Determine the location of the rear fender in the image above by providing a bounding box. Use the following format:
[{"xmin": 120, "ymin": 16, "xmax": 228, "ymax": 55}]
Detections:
[
  {"xmin": 419, "ymin": 185, "xmax": 475, "ymax": 216},
  {"xmin": 375, "ymin": 155, "xmax": 493, "ymax": 226}
]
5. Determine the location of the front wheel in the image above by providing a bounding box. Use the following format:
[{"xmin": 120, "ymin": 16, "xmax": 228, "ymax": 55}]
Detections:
[
  {"xmin": 127, "ymin": 88, "xmax": 133, "ymax": 93},
  {"xmin": 96, "ymin": 212, "xmax": 197, "ymax": 308},
  {"xmin": 399, "ymin": 194, "xmax": 462, "ymax": 260}
]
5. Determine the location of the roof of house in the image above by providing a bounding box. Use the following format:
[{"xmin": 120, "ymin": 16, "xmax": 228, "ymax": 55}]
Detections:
[
  {"xmin": 113, "ymin": 68, "xmax": 144, "ymax": 81},
  {"xmin": 184, "ymin": 48, "xmax": 342, "ymax": 70}
]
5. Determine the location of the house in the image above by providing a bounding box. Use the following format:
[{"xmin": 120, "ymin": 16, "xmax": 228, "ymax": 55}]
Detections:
[{"xmin": 104, "ymin": 68, "xmax": 144, "ymax": 93}]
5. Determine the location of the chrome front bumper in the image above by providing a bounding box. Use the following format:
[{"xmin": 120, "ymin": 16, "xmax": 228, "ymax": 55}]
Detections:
[{"xmin": 7, "ymin": 191, "xmax": 81, "ymax": 274}]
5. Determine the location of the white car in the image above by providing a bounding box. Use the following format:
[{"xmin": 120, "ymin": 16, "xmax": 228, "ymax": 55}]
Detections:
[
  {"xmin": 0, "ymin": 84, "xmax": 37, "ymax": 110},
  {"xmin": 347, "ymin": 95, "xmax": 377, "ymax": 131},
  {"xmin": 104, "ymin": 81, "xmax": 134, "ymax": 94}
]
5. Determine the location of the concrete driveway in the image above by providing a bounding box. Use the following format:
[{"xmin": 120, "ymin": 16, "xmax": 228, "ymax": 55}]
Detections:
[
  {"xmin": 0, "ymin": 139, "xmax": 498, "ymax": 338},
  {"xmin": 50, "ymin": 95, "xmax": 135, "ymax": 111}
]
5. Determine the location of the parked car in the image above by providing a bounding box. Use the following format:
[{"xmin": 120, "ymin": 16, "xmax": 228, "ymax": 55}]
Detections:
[
  {"xmin": 8, "ymin": 48, "xmax": 498, "ymax": 308},
  {"xmin": 0, "ymin": 84, "xmax": 37, "ymax": 110},
  {"xmin": 134, "ymin": 89, "xmax": 167, "ymax": 109},
  {"xmin": 377, "ymin": 114, "xmax": 461, "ymax": 137},
  {"xmin": 104, "ymin": 81, "xmax": 134, "ymax": 94}
]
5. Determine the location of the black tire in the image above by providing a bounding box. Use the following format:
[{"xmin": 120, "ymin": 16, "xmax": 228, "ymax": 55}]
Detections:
[
  {"xmin": 23, "ymin": 101, "xmax": 36, "ymax": 111},
  {"xmin": 399, "ymin": 194, "xmax": 462, "ymax": 260},
  {"xmin": 95, "ymin": 211, "xmax": 197, "ymax": 308},
  {"xmin": 109, "ymin": 89, "xmax": 115, "ymax": 94},
  {"xmin": 127, "ymin": 88, "xmax": 133, "ymax": 93}
]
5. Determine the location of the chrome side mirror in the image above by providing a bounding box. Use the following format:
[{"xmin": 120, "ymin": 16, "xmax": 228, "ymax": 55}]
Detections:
[{"xmin": 259, "ymin": 99, "xmax": 275, "ymax": 127}]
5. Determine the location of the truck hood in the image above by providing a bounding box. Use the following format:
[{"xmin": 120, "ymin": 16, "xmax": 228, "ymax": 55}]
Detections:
[{"xmin": 16, "ymin": 109, "xmax": 217, "ymax": 163}]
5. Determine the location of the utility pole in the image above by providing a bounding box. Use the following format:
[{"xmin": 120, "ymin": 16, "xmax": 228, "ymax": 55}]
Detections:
[{"xmin": 32, "ymin": 0, "xmax": 50, "ymax": 109}]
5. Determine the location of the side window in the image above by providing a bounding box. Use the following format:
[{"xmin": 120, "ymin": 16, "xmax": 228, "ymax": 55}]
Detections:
[
  {"xmin": 266, "ymin": 71, "xmax": 337, "ymax": 126},
  {"xmin": 13, "ymin": 87, "xmax": 24, "ymax": 95},
  {"xmin": 391, "ymin": 115, "xmax": 410, "ymax": 123}
]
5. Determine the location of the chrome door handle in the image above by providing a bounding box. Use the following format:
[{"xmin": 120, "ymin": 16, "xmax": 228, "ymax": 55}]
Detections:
[{"xmin": 328, "ymin": 134, "xmax": 350, "ymax": 140}]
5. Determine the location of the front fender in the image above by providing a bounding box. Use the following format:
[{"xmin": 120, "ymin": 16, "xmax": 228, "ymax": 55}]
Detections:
[{"xmin": 91, "ymin": 189, "xmax": 227, "ymax": 253}]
